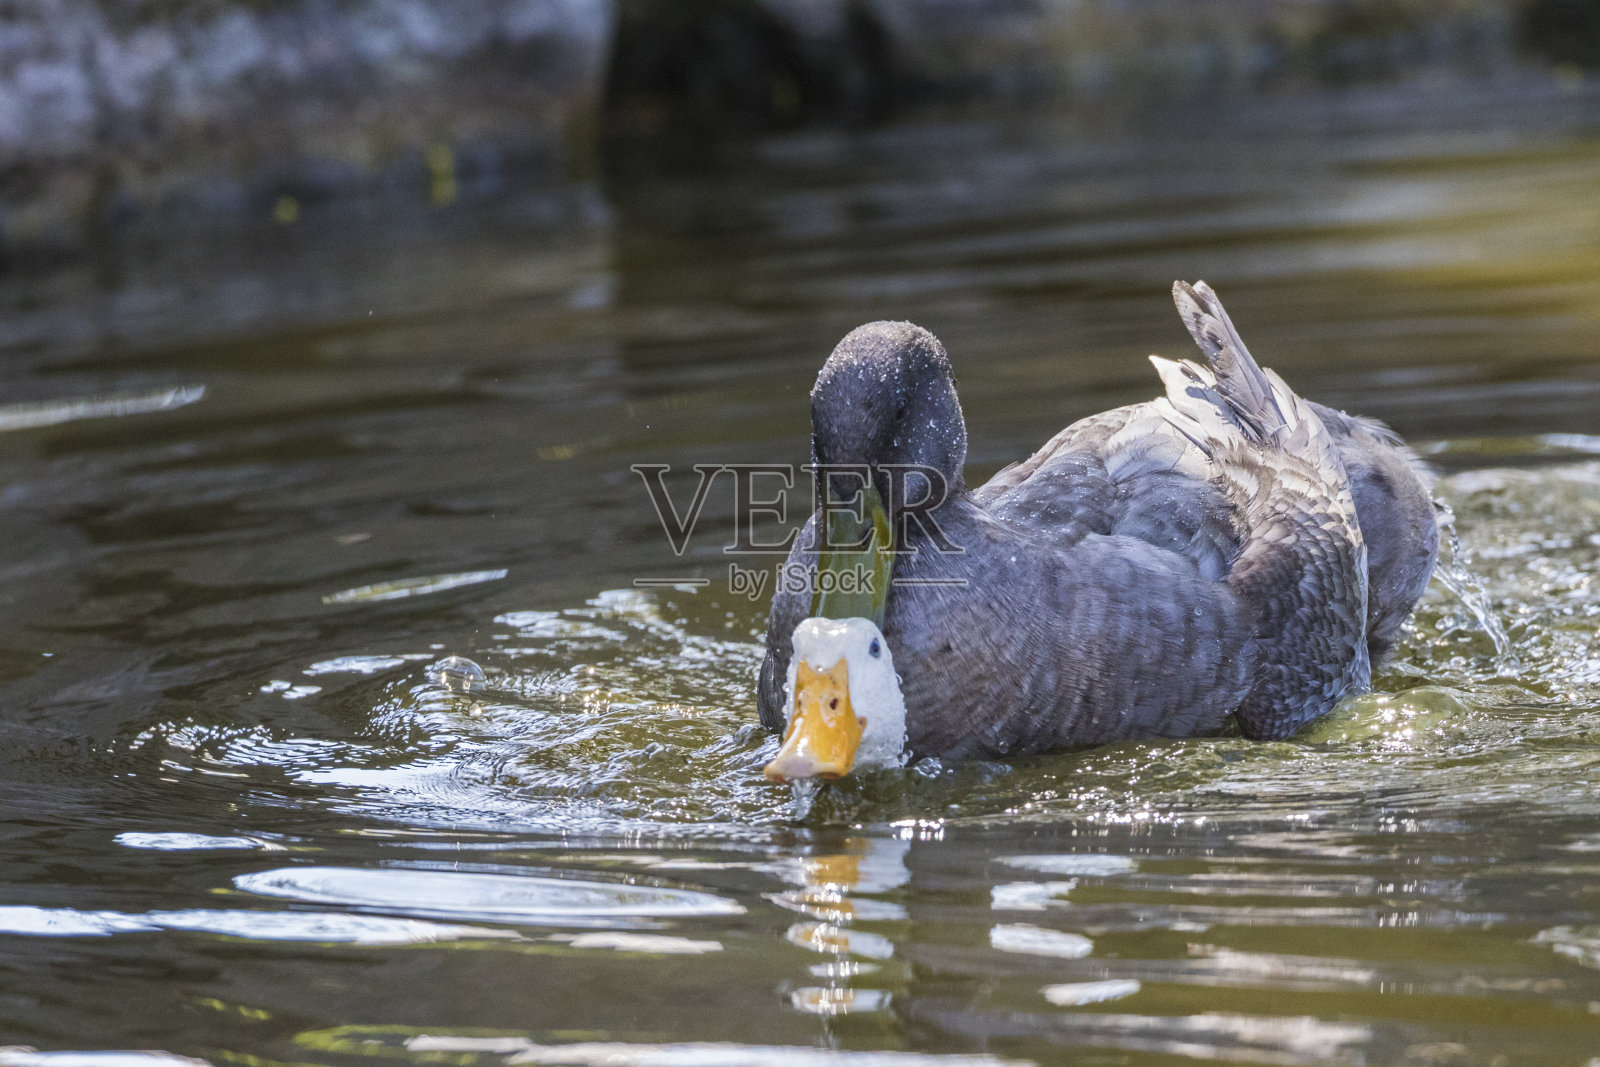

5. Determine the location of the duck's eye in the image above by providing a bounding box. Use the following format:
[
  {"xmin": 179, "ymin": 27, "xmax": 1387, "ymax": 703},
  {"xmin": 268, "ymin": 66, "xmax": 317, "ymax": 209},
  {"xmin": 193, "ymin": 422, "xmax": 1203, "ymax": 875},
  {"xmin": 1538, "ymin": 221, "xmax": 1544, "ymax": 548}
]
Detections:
[
  {"xmin": 829, "ymin": 697, "xmax": 839, "ymax": 710},
  {"xmin": 869, "ymin": 638, "xmax": 881, "ymax": 658}
]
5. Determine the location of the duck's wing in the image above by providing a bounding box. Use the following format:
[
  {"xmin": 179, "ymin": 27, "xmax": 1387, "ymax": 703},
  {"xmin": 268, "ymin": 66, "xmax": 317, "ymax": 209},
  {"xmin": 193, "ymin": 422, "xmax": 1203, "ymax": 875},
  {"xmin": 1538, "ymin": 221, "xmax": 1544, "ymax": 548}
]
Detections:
[
  {"xmin": 975, "ymin": 404, "xmax": 1244, "ymax": 583},
  {"xmin": 1159, "ymin": 280, "xmax": 1370, "ymax": 738},
  {"xmin": 886, "ymin": 505, "xmax": 1253, "ymax": 759}
]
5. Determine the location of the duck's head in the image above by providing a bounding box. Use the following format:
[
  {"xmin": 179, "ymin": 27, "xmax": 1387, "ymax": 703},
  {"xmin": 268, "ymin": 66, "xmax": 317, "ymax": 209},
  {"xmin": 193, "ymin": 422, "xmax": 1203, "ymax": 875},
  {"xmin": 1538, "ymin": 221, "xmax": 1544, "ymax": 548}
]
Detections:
[
  {"xmin": 762, "ymin": 324, "xmax": 960, "ymax": 783},
  {"xmin": 764, "ymin": 617, "xmax": 908, "ymax": 782},
  {"xmin": 810, "ymin": 320, "xmax": 967, "ymax": 519},
  {"xmin": 800, "ymin": 321, "xmax": 968, "ymax": 629}
]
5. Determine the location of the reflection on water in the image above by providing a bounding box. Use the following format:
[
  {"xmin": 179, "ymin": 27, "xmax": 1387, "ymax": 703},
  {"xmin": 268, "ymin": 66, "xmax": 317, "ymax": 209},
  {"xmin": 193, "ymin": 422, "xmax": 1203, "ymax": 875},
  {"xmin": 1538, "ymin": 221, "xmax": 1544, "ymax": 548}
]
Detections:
[
  {"xmin": 389, "ymin": 1037, "xmax": 1030, "ymax": 1066},
  {"xmin": 1041, "ymin": 979, "xmax": 1141, "ymax": 1006},
  {"xmin": 990, "ymin": 925, "xmax": 1093, "ymax": 959},
  {"xmin": 0, "ymin": 905, "xmax": 516, "ymax": 944},
  {"xmin": 2, "ymin": 81, "xmax": 1600, "ymax": 1065},
  {"xmin": 234, "ymin": 865, "xmax": 746, "ymax": 926},
  {"xmin": 0, "ymin": 385, "xmax": 206, "ymax": 433},
  {"xmin": 0, "ymin": 1053, "xmax": 210, "ymax": 1067}
]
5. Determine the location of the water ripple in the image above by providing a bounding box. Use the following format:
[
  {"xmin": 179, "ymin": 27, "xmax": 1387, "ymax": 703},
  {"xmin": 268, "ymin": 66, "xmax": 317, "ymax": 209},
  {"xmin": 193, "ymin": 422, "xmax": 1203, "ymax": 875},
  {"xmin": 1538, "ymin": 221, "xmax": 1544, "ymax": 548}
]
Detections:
[{"xmin": 234, "ymin": 865, "xmax": 745, "ymax": 927}]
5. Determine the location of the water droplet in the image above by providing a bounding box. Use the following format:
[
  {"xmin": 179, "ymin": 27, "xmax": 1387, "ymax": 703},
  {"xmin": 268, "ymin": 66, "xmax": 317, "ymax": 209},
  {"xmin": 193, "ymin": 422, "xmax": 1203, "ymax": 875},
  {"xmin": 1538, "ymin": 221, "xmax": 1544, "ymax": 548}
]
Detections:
[{"xmin": 428, "ymin": 656, "xmax": 486, "ymax": 692}]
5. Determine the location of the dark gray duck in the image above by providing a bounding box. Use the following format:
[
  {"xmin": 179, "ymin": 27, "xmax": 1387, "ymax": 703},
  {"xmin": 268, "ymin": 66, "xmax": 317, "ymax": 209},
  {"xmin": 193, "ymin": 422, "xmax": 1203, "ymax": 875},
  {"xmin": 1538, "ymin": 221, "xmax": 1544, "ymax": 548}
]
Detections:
[{"xmin": 758, "ymin": 281, "xmax": 1440, "ymax": 780}]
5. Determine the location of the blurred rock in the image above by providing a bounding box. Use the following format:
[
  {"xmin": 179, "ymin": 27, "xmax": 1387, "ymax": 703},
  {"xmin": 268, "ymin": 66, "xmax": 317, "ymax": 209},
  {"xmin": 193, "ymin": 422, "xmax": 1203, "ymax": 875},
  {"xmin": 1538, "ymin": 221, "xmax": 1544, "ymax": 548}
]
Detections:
[
  {"xmin": 605, "ymin": 0, "xmax": 1055, "ymax": 136},
  {"xmin": 1038, "ymin": 0, "xmax": 1521, "ymax": 91},
  {"xmin": 1520, "ymin": 0, "xmax": 1600, "ymax": 68},
  {"xmin": 606, "ymin": 0, "xmax": 1536, "ymax": 138},
  {"xmin": 0, "ymin": 0, "xmax": 614, "ymax": 248}
]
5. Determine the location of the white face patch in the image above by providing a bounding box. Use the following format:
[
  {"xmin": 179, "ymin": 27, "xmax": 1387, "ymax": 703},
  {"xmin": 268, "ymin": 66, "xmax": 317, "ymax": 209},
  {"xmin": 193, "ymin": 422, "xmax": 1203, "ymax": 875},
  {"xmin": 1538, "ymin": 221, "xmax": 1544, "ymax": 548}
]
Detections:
[{"xmin": 785, "ymin": 617, "xmax": 908, "ymax": 771}]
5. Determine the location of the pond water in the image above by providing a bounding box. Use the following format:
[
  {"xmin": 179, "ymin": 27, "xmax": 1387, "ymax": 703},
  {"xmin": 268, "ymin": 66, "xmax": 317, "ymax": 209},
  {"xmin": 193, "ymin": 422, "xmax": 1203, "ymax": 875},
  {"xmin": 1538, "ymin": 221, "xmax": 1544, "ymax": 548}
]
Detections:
[{"xmin": 2, "ymin": 79, "xmax": 1600, "ymax": 1065}]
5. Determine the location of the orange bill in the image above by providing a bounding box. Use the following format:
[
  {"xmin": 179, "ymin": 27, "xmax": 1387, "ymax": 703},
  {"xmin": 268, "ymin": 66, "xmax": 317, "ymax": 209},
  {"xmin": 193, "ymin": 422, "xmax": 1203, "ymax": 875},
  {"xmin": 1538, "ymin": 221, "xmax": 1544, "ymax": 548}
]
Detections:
[{"xmin": 764, "ymin": 658, "xmax": 863, "ymax": 782}]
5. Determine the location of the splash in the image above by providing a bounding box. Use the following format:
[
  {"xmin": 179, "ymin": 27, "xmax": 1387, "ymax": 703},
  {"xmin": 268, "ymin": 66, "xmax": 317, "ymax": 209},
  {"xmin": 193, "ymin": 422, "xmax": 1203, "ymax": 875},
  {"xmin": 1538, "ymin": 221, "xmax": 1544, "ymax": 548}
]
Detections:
[
  {"xmin": 789, "ymin": 778, "xmax": 822, "ymax": 821},
  {"xmin": 1431, "ymin": 522, "xmax": 1517, "ymax": 669}
]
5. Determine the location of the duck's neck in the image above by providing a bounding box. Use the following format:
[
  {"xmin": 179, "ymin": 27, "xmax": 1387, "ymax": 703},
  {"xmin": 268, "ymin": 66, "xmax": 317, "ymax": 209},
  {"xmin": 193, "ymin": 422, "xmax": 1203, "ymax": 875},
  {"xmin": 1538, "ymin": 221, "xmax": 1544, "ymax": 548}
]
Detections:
[{"xmin": 888, "ymin": 475, "xmax": 970, "ymax": 556}]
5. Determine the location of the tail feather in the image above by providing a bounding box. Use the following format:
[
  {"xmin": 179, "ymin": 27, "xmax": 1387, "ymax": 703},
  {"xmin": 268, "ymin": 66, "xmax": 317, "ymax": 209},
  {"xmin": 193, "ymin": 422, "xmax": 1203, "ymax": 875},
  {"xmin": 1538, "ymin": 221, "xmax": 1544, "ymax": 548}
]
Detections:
[
  {"xmin": 1147, "ymin": 354, "xmax": 1234, "ymax": 454},
  {"xmin": 1172, "ymin": 280, "xmax": 1285, "ymax": 442},
  {"xmin": 1164, "ymin": 281, "xmax": 1347, "ymax": 488},
  {"xmin": 1155, "ymin": 280, "xmax": 1371, "ymax": 740}
]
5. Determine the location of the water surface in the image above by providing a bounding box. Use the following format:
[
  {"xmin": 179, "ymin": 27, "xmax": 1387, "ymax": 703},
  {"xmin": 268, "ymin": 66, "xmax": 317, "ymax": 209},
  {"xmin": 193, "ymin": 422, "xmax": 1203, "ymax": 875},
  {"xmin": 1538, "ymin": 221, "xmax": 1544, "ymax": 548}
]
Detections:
[{"xmin": 2, "ymin": 80, "xmax": 1600, "ymax": 1064}]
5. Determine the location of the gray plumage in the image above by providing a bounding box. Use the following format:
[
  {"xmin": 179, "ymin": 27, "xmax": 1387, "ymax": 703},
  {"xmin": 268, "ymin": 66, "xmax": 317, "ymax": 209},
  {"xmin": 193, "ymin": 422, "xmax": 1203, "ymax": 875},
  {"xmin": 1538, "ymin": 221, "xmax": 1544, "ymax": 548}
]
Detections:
[{"xmin": 758, "ymin": 281, "xmax": 1440, "ymax": 755}]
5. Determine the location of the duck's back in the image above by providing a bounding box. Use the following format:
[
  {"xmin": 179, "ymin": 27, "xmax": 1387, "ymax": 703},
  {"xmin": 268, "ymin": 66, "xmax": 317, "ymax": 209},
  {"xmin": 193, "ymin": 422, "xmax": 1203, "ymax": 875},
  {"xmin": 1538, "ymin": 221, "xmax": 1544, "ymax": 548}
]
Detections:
[
  {"xmin": 974, "ymin": 404, "xmax": 1244, "ymax": 584},
  {"xmin": 976, "ymin": 389, "xmax": 1438, "ymax": 670},
  {"xmin": 972, "ymin": 282, "xmax": 1416, "ymax": 740}
]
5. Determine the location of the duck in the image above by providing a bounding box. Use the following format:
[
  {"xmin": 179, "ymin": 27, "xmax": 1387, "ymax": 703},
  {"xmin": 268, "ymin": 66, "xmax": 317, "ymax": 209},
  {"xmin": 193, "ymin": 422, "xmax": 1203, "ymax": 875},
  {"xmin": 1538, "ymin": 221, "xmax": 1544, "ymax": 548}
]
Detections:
[{"xmin": 759, "ymin": 281, "xmax": 1441, "ymax": 782}]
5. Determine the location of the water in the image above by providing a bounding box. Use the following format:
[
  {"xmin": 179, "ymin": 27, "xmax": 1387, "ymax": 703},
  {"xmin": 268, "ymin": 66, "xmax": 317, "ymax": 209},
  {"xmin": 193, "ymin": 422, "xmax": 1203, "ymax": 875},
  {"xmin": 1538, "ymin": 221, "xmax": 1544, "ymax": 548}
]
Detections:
[{"xmin": 3, "ymin": 78, "xmax": 1600, "ymax": 1064}]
